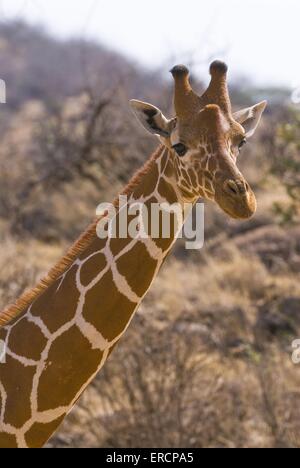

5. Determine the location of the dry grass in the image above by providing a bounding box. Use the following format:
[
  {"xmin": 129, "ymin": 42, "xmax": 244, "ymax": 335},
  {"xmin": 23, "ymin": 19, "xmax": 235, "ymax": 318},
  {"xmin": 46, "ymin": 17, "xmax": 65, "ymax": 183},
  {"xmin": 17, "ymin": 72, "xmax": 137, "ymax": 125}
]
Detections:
[{"xmin": 0, "ymin": 234, "xmax": 64, "ymax": 311}]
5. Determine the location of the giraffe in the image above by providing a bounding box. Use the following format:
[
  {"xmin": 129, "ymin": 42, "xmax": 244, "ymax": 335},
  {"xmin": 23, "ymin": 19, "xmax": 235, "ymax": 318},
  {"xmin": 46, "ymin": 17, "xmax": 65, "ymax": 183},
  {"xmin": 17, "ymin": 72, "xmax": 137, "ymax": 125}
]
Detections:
[{"xmin": 0, "ymin": 61, "xmax": 266, "ymax": 448}]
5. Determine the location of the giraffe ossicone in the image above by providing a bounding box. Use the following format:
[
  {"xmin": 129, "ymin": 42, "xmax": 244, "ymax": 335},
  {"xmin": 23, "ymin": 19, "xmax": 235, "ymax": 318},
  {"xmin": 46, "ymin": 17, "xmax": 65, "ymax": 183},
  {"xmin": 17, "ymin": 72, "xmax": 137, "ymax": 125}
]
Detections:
[{"xmin": 0, "ymin": 61, "xmax": 267, "ymax": 448}]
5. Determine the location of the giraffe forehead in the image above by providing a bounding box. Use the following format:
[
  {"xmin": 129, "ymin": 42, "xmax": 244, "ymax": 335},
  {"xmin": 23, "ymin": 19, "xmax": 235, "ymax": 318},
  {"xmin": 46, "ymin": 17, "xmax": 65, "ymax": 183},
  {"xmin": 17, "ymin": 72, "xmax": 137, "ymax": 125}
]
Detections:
[
  {"xmin": 170, "ymin": 122, "xmax": 207, "ymax": 147},
  {"xmin": 171, "ymin": 110, "xmax": 232, "ymax": 147}
]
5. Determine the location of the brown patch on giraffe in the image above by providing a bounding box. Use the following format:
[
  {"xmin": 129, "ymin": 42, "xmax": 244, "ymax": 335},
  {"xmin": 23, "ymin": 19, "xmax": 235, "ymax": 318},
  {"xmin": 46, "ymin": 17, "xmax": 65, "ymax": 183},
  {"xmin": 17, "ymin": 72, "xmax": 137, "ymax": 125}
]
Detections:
[
  {"xmin": 8, "ymin": 317, "xmax": 47, "ymax": 361},
  {"xmin": 153, "ymin": 234, "xmax": 175, "ymax": 252},
  {"xmin": 132, "ymin": 160, "xmax": 159, "ymax": 198},
  {"xmin": 143, "ymin": 196, "xmax": 178, "ymax": 251},
  {"xmin": 79, "ymin": 252, "xmax": 107, "ymax": 287},
  {"xmin": 205, "ymin": 179, "xmax": 214, "ymax": 193},
  {"xmin": 0, "ymin": 432, "xmax": 18, "ymax": 448},
  {"xmin": 201, "ymin": 155, "xmax": 209, "ymax": 167},
  {"xmin": 181, "ymin": 180, "xmax": 192, "ymax": 191},
  {"xmin": 198, "ymin": 147, "xmax": 206, "ymax": 157},
  {"xmin": 164, "ymin": 158, "xmax": 174, "ymax": 178},
  {"xmin": 109, "ymin": 236, "xmax": 132, "ymax": 257},
  {"xmin": 0, "ymin": 356, "xmax": 36, "ymax": 428},
  {"xmin": 82, "ymin": 269, "xmax": 136, "ymax": 342},
  {"xmin": 197, "ymin": 173, "xmax": 204, "ymax": 188},
  {"xmin": 109, "ymin": 208, "xmax": 142, "ymax": 257},
  {"xmin": 193, "ymin": 161, "xmax": 202, "ymax": 172},
  {"xmin": 204, "ymin": 169, "xmax": 214, "ymax": 181},
  {"xmin": 31, "ymin": 265, "xmax": 79, "ymax": 334},
  {"xmin": 116, "ymin": 242, "xmax": 158, "ymax": 298},
  {"xmin": 198, "ymin": 188, "xmax": 206, "ymax": 198},
  {"xmin": 179, "ymin": 186, "xmax": 195, "ymax": 202},
  {"xmin": 188, "ymin": 168, "xmax": 197, "ymax": 188},
  {"xmin": 78, "ymin": 236, "xmax": 106, "ymax": 261},
  {"xmin": 25, "ymin": 415, "xmax": 65, "ymax": 448},
  {"xmin": 37, "ymin": 325, "xmax": 103, "ymax": 411},
  {"xmin": 181, "ymin": 168, "xmax": 190, "ymax": 183},
  {"xmin": 144, "ymin": 195, "xmax": 160, "ymax": 238},
  {"xmin": 0, "ymin": 327, "xmax": 7, "ymax": 343},
  {"xmin": 157, "ymin": 179, "xmax": 178, "ymax": 204},
  {"xmin": 208, "ymin": 157, "xmax": 217, "ymax": 172}
]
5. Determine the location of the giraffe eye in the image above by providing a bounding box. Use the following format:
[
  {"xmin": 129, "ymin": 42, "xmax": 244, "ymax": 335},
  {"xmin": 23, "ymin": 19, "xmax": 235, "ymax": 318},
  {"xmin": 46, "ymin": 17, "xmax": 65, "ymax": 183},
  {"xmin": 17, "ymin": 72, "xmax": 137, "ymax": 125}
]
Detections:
[
  {"xmin": 172, "ymin": 143, "xmax": 188, "ymax": 157},
  {"xmin": 238, "ymin": 138, "xmax": 247, "ymax": 151}
]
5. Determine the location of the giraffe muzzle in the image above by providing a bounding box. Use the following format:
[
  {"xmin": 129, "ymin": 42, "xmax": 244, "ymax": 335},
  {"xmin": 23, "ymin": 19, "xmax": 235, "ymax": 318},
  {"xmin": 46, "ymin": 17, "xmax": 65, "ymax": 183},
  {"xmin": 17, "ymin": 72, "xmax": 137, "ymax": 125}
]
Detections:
[{"xmin": 215, "ymin": 178, "xmax": 257, "ymax": 220}]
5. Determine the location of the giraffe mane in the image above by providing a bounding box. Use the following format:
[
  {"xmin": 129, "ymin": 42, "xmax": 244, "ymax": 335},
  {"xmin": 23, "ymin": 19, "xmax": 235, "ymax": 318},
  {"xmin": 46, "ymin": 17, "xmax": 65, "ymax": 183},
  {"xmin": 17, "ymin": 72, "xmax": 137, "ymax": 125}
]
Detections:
[{"xmin": 0, "ymin": 145, "xmax": 165, "ymax": 327}]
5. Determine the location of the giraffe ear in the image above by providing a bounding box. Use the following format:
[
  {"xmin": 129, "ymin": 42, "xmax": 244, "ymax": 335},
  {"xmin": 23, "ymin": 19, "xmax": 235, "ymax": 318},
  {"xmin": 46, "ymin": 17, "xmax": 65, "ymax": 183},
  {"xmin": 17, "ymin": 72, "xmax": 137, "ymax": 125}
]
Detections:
[
  {"xmin": 130, "ymin": 100, "xmax": 173, "ymax": 138},
  {"xmin": 233, "ymin": 101, "xmax": 267, "ymax": 138}
]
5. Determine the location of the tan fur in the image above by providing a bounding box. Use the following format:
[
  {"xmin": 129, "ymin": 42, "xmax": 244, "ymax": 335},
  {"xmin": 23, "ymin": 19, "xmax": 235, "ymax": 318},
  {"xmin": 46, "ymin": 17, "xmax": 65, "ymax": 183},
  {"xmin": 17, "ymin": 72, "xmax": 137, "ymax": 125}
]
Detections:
[{"xmin": 0, "ymin": 146, "xmax": 164, "ymax": 327}]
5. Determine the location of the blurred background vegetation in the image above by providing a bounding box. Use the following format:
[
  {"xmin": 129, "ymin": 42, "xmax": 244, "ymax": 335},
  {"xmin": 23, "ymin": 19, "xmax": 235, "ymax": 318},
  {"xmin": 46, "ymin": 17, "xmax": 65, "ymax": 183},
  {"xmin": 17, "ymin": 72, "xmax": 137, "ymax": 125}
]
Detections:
[{"xmin": 0, "ymin": 18, "xmax": 299, "ymax": 448}]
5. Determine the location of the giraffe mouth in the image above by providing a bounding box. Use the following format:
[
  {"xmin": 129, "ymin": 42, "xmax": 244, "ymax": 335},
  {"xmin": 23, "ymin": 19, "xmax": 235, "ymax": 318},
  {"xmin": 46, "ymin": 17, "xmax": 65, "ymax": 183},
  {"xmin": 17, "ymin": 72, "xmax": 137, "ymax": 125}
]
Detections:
[
  {"xmin": 221, "ymin": 205, "xmax": 255, "ymax": 220},
  {"xmin": 216, "ymin": 192, "xmax": 257, "ymax": 220}
]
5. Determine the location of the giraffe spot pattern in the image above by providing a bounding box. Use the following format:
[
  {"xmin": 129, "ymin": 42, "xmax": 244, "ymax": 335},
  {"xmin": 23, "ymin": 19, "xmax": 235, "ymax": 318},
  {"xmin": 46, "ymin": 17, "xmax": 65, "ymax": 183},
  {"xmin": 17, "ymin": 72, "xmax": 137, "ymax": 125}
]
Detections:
[
  {"xmin": 188, "ymin": 168, "xmax": 198, "ymax": 188},
  {"xmin": 0, "ymin": 327, "xmax": 7, "ymax": 343},
  {"xmin": 25, "ymin": 415, "xmax": 66, "ymax": 448},
  {"xmin": 0, "ymin": 432, "xmax": 18, "ymax": 448},
  {"xmin": 0, "ymin": 356, "xmax": 36, "ymax": 428},
  {"xmin": 82, "ymin": 269, "xmax": 136, "ymax": 342},
  {"xmin": 157, "ymin": 178, "xmax": 178, "ymax": 204},
  {"xmin": 31, "ymin": 265, "xmax": 80, "ymax": 334},
  {"xmin": 133, "ymin": 162, "xmax": 159, "ymax": 198},
  {"xmin": 109, "ymin": 235, "xmax": 132, "ymax": 257},
  {"xmin": 80, "ymin": 252, "xmax": 107, "ymax": 287},
  {"xmin": 109, "ymin": 211, "xmax": 142, "ymax": 257},
  {"xmin": 8, "ymin": 317, "xmax": 48, "ymax": 361},
  {"xmin": 164, "ymin": 159, "xmax": 174, "ymax": 178},
  {"xmin": 142, "ymin": 196, "xmax": 179, "ymax": 252},
  {"xmin": 37, "ymin": 325, "xmax": 103, "ymax": 411},
  {"xmin": 116, "ymin": 242, "xmax": 158, "ymax": 298},
  {"xmin": 208, "ymin": 157, "xmax": 217, "ymax": 172},
  {"xmin": 78, "ymin": 236, "xmax": 106, "ymax": 260}
]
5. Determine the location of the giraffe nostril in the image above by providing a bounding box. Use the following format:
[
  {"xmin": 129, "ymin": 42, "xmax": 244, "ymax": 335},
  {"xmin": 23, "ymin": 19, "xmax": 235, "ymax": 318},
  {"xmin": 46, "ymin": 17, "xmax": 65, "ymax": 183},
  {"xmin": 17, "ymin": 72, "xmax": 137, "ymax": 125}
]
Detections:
[
  {"xmin": 225, "ymin": 180, "xmax": 239, "ymax": 196},
  {"xmin": 224, "ymin": 179, "xmax": 248, "ymax": 196},
  {"xmin": 238, "ymin": 181, "xmax": 249, "ymax": 194}
]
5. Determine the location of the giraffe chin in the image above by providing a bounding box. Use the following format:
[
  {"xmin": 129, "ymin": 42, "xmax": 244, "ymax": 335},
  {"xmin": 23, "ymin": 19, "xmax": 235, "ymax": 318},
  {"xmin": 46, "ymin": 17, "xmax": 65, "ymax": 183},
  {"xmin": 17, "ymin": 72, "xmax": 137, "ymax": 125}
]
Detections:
[{"xmin": 215, "ymin": 194, "xmax": 257, "ymax": 220}]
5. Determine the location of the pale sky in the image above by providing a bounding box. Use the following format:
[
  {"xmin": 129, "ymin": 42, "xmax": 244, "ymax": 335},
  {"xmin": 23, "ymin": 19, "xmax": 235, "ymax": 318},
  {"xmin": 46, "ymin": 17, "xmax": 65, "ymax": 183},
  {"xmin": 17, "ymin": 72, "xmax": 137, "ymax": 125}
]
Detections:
[{"xmin": 0, "ymin": 0, "xmax": 299, "ymax": 87}]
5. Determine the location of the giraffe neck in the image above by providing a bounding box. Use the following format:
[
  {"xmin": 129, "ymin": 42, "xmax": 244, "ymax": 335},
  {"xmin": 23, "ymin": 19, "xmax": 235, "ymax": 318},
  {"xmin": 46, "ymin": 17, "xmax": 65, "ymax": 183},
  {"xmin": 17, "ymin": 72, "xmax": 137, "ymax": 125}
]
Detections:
[{"xmin": 0, "ymin": 145, "xmax": 194, "ymax": 448}]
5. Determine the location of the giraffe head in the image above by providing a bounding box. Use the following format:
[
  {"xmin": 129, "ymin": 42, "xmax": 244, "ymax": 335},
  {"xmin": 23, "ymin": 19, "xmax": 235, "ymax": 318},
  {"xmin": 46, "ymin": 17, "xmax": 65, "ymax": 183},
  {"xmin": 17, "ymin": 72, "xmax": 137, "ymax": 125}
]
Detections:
[{"xmin": 130, "ymin": 61, "xmax": 267, "ymax": 219}]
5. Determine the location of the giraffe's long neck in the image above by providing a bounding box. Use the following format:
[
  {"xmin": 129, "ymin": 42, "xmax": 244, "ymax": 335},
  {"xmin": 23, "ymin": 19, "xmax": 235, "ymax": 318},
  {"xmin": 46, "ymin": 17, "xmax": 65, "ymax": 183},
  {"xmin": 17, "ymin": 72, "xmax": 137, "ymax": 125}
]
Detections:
[{"xmin": 0, "ymin": 145, "xmax": 194, "ymax": 448}]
